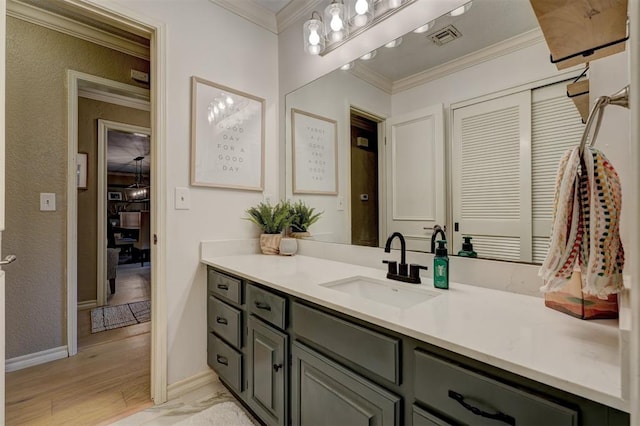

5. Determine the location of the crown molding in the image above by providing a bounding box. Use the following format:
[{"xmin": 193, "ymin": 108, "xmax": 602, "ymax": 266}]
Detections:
[
  {"xmin": 277, "ymin": 0, "xmax": 323, "ymax": 34},
  {"xmin": 209, "ymin": 0, "xmax": 278, "ymax": 34},
  {"xmin": 6, "ymin": 0, "xmax": 150, "ymax": 60},
  {"xmin": 393, "ymin": 28, "xmax": 545, "ymax": 94},
  {"xmin": 79, "ymin": 86, "xmax": 151, "ymax": 111},
  {"xmin": 350, "ymin": 62, "xmax": 393, "ymax": 94}
]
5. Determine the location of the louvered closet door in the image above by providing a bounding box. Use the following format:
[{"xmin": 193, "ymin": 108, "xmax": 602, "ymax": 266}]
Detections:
[
  {"xmin": 531, "ymin": 82, "xmax": 585, "ymax": 263},
  {"xmin": 385, "ymin": 104, "xmax": 445, "ymax": 252},
  {"xmin": 452, "ymin": 91, "xmax": 532, "ymax": 262}
]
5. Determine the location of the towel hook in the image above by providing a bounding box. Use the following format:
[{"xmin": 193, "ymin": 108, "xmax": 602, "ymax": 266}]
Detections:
[{"xmin": 578, "ymin": 85, "xmax": 630, "ymax": 155}]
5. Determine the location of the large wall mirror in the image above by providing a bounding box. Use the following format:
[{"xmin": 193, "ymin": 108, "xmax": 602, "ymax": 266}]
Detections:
[{"xmin": 284, "ymin": 0, "xmax": 603, "ymax": 264}]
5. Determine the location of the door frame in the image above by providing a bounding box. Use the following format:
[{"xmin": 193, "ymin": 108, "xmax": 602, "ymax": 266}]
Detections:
[
  {"xmin": 97, "ymin": 119, "xmax": 151, "ymax": 307},
  {"xmin": 64, "ymin": 2, "xmax": 168, "ymax": 404}
]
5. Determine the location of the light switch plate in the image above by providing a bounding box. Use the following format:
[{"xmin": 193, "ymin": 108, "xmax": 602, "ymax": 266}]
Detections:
[
  {"xmin": 337, "ymin": 196, "xmax": 345, "ymax": 211},
  {"xmin": 175, "ymin": 187, "xmax": 190, "ymax": 210},
  {"xmin": 40, "ymin": 193, "xmax": 56, "ymax": 211}
]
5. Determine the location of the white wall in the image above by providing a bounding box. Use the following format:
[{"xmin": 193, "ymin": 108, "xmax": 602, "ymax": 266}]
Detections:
[
  {"xmin": 285, "ymin": 70, "xmax": 391, "ymax": 243},
  {"xmin": 101, "ymin": 0, "xmax": 279, "ymax": 385}
]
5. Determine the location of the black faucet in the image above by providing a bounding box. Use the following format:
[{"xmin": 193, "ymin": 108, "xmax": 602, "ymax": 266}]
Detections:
[
  {"xmin": 431, "ymin": 225, "xmax": 446, "ymax": 253},
  {"xmin": 383, "ymin": 232, "xmax": 428, "ymax": 284}
]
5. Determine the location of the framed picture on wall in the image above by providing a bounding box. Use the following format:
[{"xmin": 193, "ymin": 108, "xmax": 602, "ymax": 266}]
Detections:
[
  {"xmin": 291, "ymin": 108, "xmax": 338, "ymax": 195},
  {"xmin": 108, "ymin": 191, "xmax": 122, "ymax": 201},
  {"xmin": 190, "ymin": 76, "xmax": 265, "ymax": 191},
  {"xmin": 77, "ymin": 152, "xmax": 88, "ymax": 190}
]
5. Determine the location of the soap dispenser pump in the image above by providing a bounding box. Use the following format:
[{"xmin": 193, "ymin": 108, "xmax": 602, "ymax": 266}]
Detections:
[
  {"xmin": 433, "ymin": 240, "xmax": 449, "ymax": 290},
  {"xmin": 457, "ymin": 236, "xmax": 477, "ymax": 258}
]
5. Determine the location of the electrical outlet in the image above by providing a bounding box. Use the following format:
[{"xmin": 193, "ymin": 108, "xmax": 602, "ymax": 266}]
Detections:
[
  {"xmin": 263, "ymin": 193, "xmax": 273, "ymax": 204},
  {"xmin": 337, "ymin": 196, "xmax": 345, "ymax": 211},
  {"xmin": 175, "ymin": 187, "xmax": 190, "ymax": 210}
]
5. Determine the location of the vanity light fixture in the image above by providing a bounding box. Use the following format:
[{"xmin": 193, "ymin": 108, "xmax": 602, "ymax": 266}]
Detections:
[
  {"xmin": 303, "ymin": 0, "xmax": 415, "ymax": 55},
  {"xmin": 350, "ymin": 0, "xmax": 374, "ymax": 28},
  {"xmin": 384, "ymin": 37, "xmax": 403, "ymax": 48},
  {"xmin": 413, "ymin": 21, "xmax": 433, "ymax": 34},
  {"xmin": 360, "ymin": 49, "xmax": 377, "ymax": 60},
  {"xmin": 303, "ymin": 11, "xmax": 325, "ymax": 55},
  {"xmin": 449, "ymin": 0, "xmax": 472, "ymax": 17},
  {"xmin": 325, "ymin": 0, "xmax": 348, "ymax": 43}
]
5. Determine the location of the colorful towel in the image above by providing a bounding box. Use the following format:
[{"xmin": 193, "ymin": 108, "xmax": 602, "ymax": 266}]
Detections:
[{"xmin": 539, "ymin": 146, "xmax": 624, "ymax": 298}]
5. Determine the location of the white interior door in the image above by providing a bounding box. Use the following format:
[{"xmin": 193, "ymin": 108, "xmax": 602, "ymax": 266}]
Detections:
[{"xmin": 385, "ymin": 104, "xmax": 445, "ymax": 252}]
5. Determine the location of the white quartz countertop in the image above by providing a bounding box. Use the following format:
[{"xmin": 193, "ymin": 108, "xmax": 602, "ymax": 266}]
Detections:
[{"xmin": 201, "ymin": 254, "xmax": 626, "ymax": 412}]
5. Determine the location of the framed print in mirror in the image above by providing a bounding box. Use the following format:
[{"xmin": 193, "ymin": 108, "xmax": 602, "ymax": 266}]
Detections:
[
  {"xmin": 292, "ymin": 108, "xmax": 338, "ymax": 195},
  {"xmin": 191, "ymin": 76, "xmax": 265, "ymax": 190}
]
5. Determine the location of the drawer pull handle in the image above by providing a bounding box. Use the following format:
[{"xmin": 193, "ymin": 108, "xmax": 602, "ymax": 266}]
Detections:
[
  {"xmin": 448, "ymin": 390, "xmax": 515, "ymax": 426},
  {"xmin": 273, "ymin": 363, "xmax": 283, "ymax": 372},
  {"xmin": 255, "ymin": 301, "xmax": 272, "ymax": 311},
  {"xmin": 216, "ymin": 355, "xmax": 229, "ymax": 366},
  {"xmin": 216, "ymin": 316, "xmax": 228, "ymax": 325},
  {"xmin": 217, "ymin": 284, "xmax": 229, "ymax": 290}
]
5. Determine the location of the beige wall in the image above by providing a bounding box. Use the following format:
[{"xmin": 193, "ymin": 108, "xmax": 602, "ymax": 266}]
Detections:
[
  {"xmin": 5, "ymin": 16, "xmax": 149, "ymax": 358},
  {"xmin": 77, "ymin": 98, "xmax": 150, "ymax": 303}
]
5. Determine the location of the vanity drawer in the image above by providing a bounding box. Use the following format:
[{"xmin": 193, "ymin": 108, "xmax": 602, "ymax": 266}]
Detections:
[
  {"xmin": 414, "ymin": 350, "xmax": 578, "ymax": 426},
  {"xmin": 247, "ymin": 284, "xmax": 286, "ymax": 329},
  {"xmin": 208, "ymin": 332, "xmax": 243, "ymax": 392},
  {"xmin": 293, "ymin": 302, "xmax": 400, "ymax": 384},
  {"xmin": 208, "ymin": 268, "xmax": 242, "ymax": 305},
  {"xmin": 412, "ymin": 405, "xmax": 452, "ymax": 426},
  {"xmin": 208, "ymin": 296, "xmax": 242, "ymax": 349}
]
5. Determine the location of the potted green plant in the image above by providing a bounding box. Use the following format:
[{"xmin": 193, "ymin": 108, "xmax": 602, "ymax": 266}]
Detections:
[
  {"xmin": 288, "ymin": 200, "xmax": 323, "ymax": 238},
  {"xmin": 246, "ymin": 201, "xmax": 291, "ymax": 254}
]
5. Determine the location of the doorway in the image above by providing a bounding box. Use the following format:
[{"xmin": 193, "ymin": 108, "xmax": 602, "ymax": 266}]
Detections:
[
  {"xmin": 350, "ymin": 108, "xmax": 381, "ymax": 247},
  {"xmin": 4, "ymin": 0, "xmax": 167, "ymax": 414}
]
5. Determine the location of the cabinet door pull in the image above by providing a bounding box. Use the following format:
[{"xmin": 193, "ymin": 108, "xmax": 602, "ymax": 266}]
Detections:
[
  {"xmin": 217, "ymin": 283, "xmax": 229, "ymax": 290},
  {"xmin": 216, "ymin": 355, "xmax": 229, "ymax": 366},
  {"xmin": 448, "ymin": 390, "xmax": 515, "ymax": 426},
  {"xmin": 216, "ymin": 316, "xmax": 228, "ymax": 325},
  {"xmin": 255, "ymin": 301, "xmax": 272, "ymax": 311},
  {"xmin": 273, "ymin": 363, "xmax": 283, "ymax": 372}
]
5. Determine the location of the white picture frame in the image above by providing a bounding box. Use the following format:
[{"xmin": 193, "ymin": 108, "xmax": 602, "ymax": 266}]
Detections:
[
  {"xmin": 291, "ymin": 108, "xmax": 338, "ymax": 195},
  {"xmin": 190, "ymin": 76, "xmax": 265, "ymax": 191}
]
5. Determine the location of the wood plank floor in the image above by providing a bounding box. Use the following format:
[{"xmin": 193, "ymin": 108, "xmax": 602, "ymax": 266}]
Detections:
[{"xmin": 6, "ymin": 264, "xmax": 152, "ymax": 425}]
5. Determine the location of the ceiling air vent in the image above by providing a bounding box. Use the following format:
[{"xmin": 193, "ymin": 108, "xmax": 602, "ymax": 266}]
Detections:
[{"xmin": 428, "ymin": 25, "xmax": 462, "ymax": 46}]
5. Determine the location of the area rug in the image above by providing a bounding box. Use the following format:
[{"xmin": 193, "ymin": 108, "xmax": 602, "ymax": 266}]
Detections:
[
  {"xmin": 175, "ymin": 401, "xmax": 256, "ymax": 426},
  {"xmin": 90, "ymin": 300, "xmax": 150, "ymax": 333}
]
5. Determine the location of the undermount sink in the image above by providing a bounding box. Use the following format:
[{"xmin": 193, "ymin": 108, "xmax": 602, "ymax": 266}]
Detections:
[{"xmin": 320, "ymin": 276, "xmax": 440, "ymax": 309}]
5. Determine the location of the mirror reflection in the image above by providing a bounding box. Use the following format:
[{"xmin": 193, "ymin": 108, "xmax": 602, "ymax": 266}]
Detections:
[{"xmin": 285, "ymin": 0, "xmax": 594, "ymax": 264}]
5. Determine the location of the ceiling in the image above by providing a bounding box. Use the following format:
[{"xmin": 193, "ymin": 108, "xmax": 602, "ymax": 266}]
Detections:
[
  {"xmin": 107, "ymin": 130, "xmax": 151, "ymax": 175},
  {"xmin": 253, "ymin": 0, "xmax": 293, "ymax": 14}
]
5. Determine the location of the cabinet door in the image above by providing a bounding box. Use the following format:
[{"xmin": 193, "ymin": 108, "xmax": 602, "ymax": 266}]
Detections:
[
  {"xmin": 292, "ymin": 341, "xmax": 400, "ymax": 426},
  {"xmin": 247, "ymin": 316, "xmax": 287, "ymax": 426}
]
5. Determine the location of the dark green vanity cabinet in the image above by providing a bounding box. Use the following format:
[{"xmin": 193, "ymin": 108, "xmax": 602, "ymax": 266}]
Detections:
[{"xmin": 206, "ymin": 266, "xmax": 630, "ymax": 426}]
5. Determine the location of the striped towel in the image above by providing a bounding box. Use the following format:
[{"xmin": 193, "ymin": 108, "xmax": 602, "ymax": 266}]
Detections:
[{"xmin": 539, "ymin": 146, "xmax": 624, "ymax": 299}]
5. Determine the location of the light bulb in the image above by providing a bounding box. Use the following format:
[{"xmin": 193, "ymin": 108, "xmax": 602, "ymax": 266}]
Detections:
[
  {"xmin": 388, "ymin": 0, "xmax": 402, "ymax": 8},
  {"xmin": 330, "ymin": 12, "xmax": 343, "ymax": 32},
  {"xmin": 355, "ymin": 0, "xmax": 368, "ymax": 14},
  {"xmin": 360, "ymin": 50, "xmax": 376, "ymax": 60},
  {"xmin": 226, "ymin": 96, "xmax": 233, "ymax": 105},
  {"xmin": 309, "ymin": 28, "xmax": 320, "ymax": 45},
  {"xmin": 308, "ymin": 44, "xmax": 322, "ymax": 55},
  {"xmin": 450, "ymin": 1, "xmax": 472, "ymax": 16},
  {"xmin": 218, "ymin": 101, "xmax": 225, "ymax": 110}
]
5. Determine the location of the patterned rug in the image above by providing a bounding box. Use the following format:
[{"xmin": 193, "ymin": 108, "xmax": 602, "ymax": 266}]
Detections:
[{"xmin": 90, "ymin": 300, "xmax": 150, "ymax": 333}]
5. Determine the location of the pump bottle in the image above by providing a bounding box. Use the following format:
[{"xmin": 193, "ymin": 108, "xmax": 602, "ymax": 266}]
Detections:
[
  {"xmin": 457, "ymin": 236, "xmax": 477, "ymax": 258},
  {"xmin": 433, "ymin": 240, "xmax": 449, "ymax": 290}
]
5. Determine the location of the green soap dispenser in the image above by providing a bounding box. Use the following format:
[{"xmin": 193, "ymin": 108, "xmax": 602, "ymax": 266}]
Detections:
[
  {"xmin": 433, "ymin": 240, "xmax": 449, "ymax": 290},
  {"xmin": 458, "ymin": 236, "xmax": 478, "ymax": 258}
]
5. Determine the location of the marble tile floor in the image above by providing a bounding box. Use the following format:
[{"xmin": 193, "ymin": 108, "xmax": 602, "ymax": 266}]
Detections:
[{"xmin": 112, "ymin": 378, "xmax": 259, "ymax": 425}]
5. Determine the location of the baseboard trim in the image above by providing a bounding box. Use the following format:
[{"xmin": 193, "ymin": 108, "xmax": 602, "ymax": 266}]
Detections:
[
  {"xmin": 167, "ymin": 370, "xmax": 218, "ymax": 400},
  {"xmin": 78, "ymin": 299, "xmax": 97, "ymax": 310},
  {"xmin": 6, "ymin": 346, "xmax": 68, "ymax": 372}
]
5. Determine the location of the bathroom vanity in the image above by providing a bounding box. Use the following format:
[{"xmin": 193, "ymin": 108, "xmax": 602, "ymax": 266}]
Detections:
[{"xmin": 202, "ymin": 254, "xmax": 629, "ymax": 425}]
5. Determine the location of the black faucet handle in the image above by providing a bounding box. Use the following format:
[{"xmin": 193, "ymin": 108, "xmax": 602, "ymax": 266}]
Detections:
[
  {"xmin": 410, "ymin": 264, "xmax": 429, "ymax": 281},
  {"xmin": 382, "ymin": 260, "xmax": 397, "ymax": 275},
  {"xmin": 398, "ymin": 262, "xmax": 408, "ymax": 277}
]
